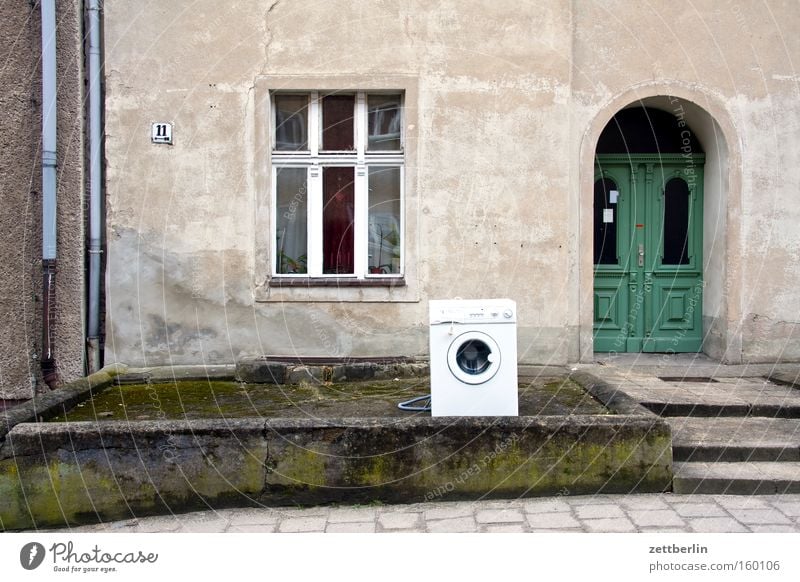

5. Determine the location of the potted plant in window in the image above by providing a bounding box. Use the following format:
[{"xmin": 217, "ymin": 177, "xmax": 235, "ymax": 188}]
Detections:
[
  {"xmin": 384, "ymin": 225, "xmax": 400, "ymax": 274},
  {"xmin": 278, "ymin": 251, "xmax": 307, "ymax": 274},
  {"xmin": 276, "ymin": 232, "xmax": 307, "ymax": 274},
  {"xmin": 369, "ymin": 223, "xmax": 386, "ymax": 274},
  {"xmin": 369, "ymin": 223, "xmax": 400, "ymax": 274}
]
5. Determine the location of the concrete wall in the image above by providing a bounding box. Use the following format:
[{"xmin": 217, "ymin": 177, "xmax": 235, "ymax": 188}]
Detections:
[
  {"xmin": 103, "ymin": 1, "xmax": 800, "ymax": 366},
  {"xmin": 570, "ymin": 0, "xmax": 800, "ymax": 363},
  {"xmin": 0, "ymin": 1, "xmax": 85, "ymax": 399}
]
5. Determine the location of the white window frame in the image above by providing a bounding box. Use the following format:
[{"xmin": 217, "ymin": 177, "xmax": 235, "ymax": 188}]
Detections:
[{"xmin": 270, "ymin": 90, "xmax": 405, "ymax": 280}]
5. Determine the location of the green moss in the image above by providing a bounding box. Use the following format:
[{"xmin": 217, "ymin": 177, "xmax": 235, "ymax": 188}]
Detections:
[
  {"xmin": 351, "ymin": 454, "xmax": 393, "ymax": 486},
  {"xmin": 47, "ymin": 378, "xmax": 438, "ymax": 422},
  {"xmin": 406, "ymin": 426, "xmax": 671, "ymax": 498},
  {"xmin": 520, "ymin": 377, "xmax": 611, "ymax": 415},
  {"xmin": 0, "ymin": 442, "xmax": 277, "ymax": 530},
  {"xmin": 0, "ymin": 461, "xmax": 27, "ymax": 528},
  {"xmin": 267, "ymin": 446, "xmax": 328, "ymax": 488},
  {"xmin": 0, "ymin": 460, "xmax": 129, "ymax": 529},
  {"xmin": 2, "ymin": 413, "xmax": 671, "ymax": 529},
  {"xmin": 46, "ymin": 375, "xmax": 613, "ymax": 422}
]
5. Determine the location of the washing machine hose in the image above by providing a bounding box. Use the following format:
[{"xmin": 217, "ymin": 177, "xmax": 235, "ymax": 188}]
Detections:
[{"xmin": 397, "ymin": 394, "xmax": 431, "ymax": 412}]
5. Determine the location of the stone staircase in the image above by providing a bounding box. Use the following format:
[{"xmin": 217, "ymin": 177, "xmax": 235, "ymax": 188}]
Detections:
[
  {"xmin": 634, "ymin": 373, "xmax": 800, "ymax": 494},
  {"xmin": 670, "ymin": 416, "xmax": 800, "ymax": 494},
  {"xmin": 586, "ymin": 358, "xmax": 800, "ymax": 495}
]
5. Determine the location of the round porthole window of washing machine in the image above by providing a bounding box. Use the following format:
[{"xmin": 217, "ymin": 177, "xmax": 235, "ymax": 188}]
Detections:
[{"xmin": 447, "ymin": 331, "xmax": 501, "ymax": 385}]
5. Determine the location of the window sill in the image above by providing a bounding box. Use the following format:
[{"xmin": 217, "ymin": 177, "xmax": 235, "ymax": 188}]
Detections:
[{"xmin": 268, "ymin": 277, "xmax": 406, "ymax": 288}]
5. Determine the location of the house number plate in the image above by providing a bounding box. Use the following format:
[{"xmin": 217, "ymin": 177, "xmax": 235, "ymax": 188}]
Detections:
[{"xmin": 151, "ymin": 122, "xmax": 173, "ymax": 145}]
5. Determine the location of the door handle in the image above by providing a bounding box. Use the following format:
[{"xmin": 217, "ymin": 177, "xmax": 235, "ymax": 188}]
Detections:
[{"xmin": 638, "ymin": 244, "xmax": 644, "ymax": 267}]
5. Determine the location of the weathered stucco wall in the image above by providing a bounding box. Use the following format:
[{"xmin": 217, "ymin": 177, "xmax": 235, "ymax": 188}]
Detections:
[
  {"xmin": 570, "ymin": 0, "xmax": 800, "ymax": 362},
  {"xmin": 0, "ymin": 3, "xmax": 40, "ymax": 399},
  {"xmin": 104, "ymin": 1, "xmax": 800, "ymax": 366},
  {"xmin": 104, "ymin": 0, "xmax": 573, "ymax": 365},
  {"xmin": 0, "ymin": 1, "xmax": 85, "ymax": 399}
]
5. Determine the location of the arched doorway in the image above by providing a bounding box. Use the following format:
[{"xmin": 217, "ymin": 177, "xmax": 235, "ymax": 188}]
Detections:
[{"xmin": 593, "ymin": 106, "xmax": 705, "ymax": 352}]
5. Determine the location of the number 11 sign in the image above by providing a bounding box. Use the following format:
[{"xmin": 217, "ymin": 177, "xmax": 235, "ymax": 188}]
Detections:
[{"xmin": 151, "ymin": 122, "xmax": 173, "ymax": 145}]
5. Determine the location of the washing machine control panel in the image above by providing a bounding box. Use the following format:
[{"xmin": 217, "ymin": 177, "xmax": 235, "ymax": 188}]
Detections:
[{"xmin": 430, "ymin": 300, "xmax": 516, "ymax": 324}]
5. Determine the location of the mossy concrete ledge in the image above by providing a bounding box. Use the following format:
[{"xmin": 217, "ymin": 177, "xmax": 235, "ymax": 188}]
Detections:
[
  {"xmin": 235, "ymin": 357, "xmax": 429, "ymax": 384},
  {"xmin": 0, "ymin": 364, "xmax": 126, "ymax": 442},
  {"xmin": 0, "ymin": 413, "xmax": 671, "ymax": 530}
]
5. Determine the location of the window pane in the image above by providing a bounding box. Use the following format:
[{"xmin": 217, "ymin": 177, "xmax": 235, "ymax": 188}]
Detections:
[
  {"xmin": 321, "ymin": 95, "xmax": 355, "ymax": 151},
  {"xmin": 274, "ymin": 94, "xmax": 308, "ymax": 151},
  {"xmin": 368, "ymin": 94, "xmax": 402, "ymax": 151},
  {"xmin": 275, "ymin": 168, "xmax": 308, "ymax": 274},
  {"xmin": 594, "ymin": 178, "xmax": 618, "ymax": 265},
  {"xmin": 368, "ymin": 166, "xmax": 401, "ymax": 274},
  {"xmin": 323, "ymin": 167, "xmax": 355, "ymax": 274},
  {"xmin": 663, "ymin": 178, "xmax": 690, "ymax": 265}
]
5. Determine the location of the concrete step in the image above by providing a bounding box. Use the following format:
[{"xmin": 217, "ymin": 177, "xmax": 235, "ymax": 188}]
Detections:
[
  {"xmin": 769, "ymin": 371, "xmax": 800, "ymax": 388},
  {"xmin": 641, "ymin": 401, "xmax": 800, "ymax": 418},
  {"xmin": 670, "ymin": 417, "xmax": 800, "ymax": 462},
  {"xmin": 607, "ymin": 375, "xmax": 800, "ymax": 418},
  {"xmin": 673, "ymin": 461, "xmax": 800, "ymax": 495}
]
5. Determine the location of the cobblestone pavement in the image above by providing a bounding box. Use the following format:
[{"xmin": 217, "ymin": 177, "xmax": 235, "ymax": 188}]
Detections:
[{"xmin": 30, "ymin": 493, "xmax": 800, "ymax": 533}]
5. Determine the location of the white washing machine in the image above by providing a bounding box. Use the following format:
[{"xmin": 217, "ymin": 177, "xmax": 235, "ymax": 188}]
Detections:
[{"xmin": 429, "ymin": 299, "xmax": 518, "ymax": 416}]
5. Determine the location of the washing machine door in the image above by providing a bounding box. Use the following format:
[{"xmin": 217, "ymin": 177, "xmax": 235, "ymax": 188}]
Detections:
[{"xmin": 447, "ymin": 331, "xmax": 501, "ymax": 385}]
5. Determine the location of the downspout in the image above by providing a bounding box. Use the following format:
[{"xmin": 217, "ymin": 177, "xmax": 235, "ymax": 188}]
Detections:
[
  {"xmin": 86, "ymin": 0, "xmax": 103, "ymax": 373},
  {"xmin": 40, "ymin": 0, "xmax": 60, "ymax": 388}
]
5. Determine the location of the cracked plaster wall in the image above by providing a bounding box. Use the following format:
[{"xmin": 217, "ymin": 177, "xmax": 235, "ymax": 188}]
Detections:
[{"xmin": 104, "ymin": 1, "xmax": 800, "ymax": 366}]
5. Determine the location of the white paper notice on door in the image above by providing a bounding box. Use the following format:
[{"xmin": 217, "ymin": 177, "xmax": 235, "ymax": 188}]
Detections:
[
  {"xmin": 603, "ymin": 209, "xmax": 614, "ymax": 223},
  {"xmin": 609, "ymin": 190, "xmax": 619, "ymax": 204}
]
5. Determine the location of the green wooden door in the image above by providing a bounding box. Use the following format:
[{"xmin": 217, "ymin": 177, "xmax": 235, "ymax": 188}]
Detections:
[{"xmin": 593, "ymin": 154, "xmax": 704, "ymax": 352}]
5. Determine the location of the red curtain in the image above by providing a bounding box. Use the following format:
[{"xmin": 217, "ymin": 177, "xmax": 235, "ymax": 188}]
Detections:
[{"xmin": 322, "ymin": 167, "xmax": 354, "ymax": 274}]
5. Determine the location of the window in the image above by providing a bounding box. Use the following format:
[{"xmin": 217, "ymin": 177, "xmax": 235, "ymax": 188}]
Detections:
[
  {"xmin": 593, "ymin": 177, "xmax": 618, "ymax": 265},
  {"xmin": 271, "ymin": 91, "xmax": 404, "ymax": 279},
  {"xmin": 662, "ymin": 177, "xmax": 690, "ymax": 265}
]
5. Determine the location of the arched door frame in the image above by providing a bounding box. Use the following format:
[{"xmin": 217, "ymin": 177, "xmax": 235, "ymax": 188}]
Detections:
[{"xmin": 577, "ymin": 84, "xmax": 743, "ymax": 363}]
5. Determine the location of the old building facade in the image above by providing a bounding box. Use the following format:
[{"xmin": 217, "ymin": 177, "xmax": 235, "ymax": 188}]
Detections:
[{"xmin": 102, "ymin": 1, "xmax": 800, "ymax": 367}]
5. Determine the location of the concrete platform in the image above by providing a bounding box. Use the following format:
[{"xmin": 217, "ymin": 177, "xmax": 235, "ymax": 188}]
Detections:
[
  {"xmin": 4, "ymin": 354, "xmax": 800, "ymax": 530},
  {"xmin": 0, "ymin": 365, "xmax": 671, "ymax": 531}
]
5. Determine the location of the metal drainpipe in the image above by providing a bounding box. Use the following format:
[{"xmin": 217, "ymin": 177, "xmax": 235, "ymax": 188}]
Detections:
[
  {"xmin": 40, "ymin": 0, "xmax": 60, "ymax": 389},
  {"xmin": 87, "ymin": 0, "xmax": 103, "ymax": 373}
]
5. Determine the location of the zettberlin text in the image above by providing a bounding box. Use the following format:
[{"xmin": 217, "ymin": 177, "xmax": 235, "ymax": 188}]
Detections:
[{"xmin": 649, "ymin": 543, "xmax": 708, "ymax": 554}]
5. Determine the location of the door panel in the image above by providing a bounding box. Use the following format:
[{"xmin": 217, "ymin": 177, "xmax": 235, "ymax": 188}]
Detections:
[
  {"xmin": 593, "ymin": 275, "xmax": 628, "ymax": 328},
  {"xmin": 592, "ymin": 165, "xmax": 634, "ymax": 352},
  {"xmin": 593, "ymin": 155, "xmax": 704, "ymax": 353}
]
